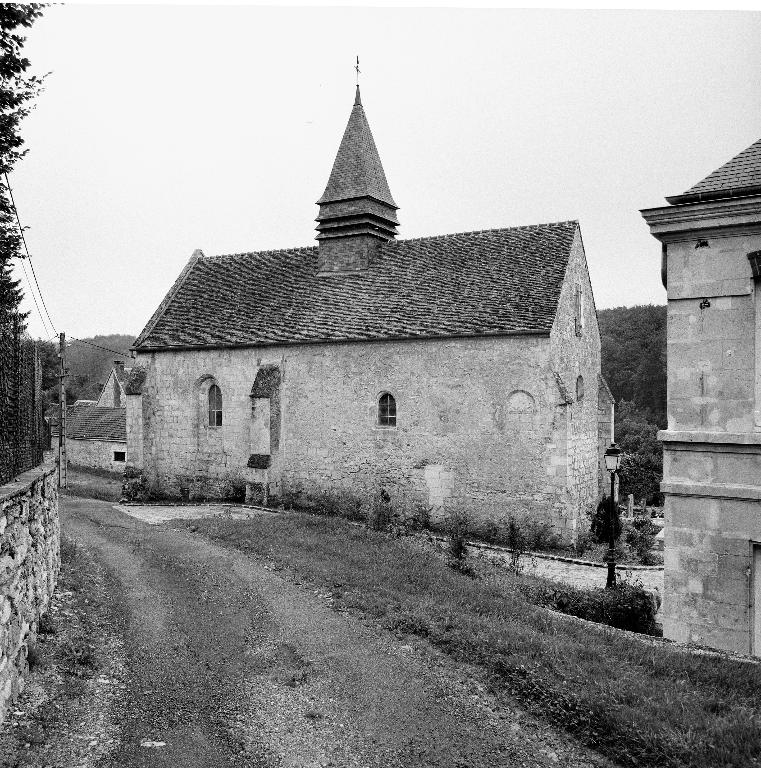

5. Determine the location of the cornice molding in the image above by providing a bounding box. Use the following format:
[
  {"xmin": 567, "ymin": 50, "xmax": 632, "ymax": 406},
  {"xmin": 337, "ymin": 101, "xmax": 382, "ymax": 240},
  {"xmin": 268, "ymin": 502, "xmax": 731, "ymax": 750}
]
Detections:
[{"xmin": 641, "ymin": 196, "xmax": 761, "ymax": 241}]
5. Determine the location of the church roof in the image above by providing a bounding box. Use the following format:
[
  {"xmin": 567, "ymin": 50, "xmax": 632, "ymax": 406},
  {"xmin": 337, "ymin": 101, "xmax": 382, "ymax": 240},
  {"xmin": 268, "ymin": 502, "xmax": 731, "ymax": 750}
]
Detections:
[
  {"xmin": 666, "ymin": 137, "xmax": 761, "ymax": 204},
  {"xmin": 133, "ymin": 220, "xmax": 579, "ymax": 351},
  {"xmin": 317, "ymin": 86, "xmax": 397, "ymax": 208}
]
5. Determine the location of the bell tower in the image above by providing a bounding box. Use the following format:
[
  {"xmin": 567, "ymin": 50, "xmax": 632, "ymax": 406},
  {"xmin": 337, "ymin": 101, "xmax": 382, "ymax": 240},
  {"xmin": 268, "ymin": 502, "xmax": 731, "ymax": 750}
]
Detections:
[{"xmin": 316, "ymin": 86, "xmax": 399, "ymax": 273}]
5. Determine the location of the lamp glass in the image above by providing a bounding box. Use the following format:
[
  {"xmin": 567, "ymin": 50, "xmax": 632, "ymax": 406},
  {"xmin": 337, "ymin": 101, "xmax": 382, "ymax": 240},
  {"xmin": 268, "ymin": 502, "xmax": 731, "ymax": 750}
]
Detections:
[{"xmin": 604, "ymin": 444, "xmax": 622, "ymax": 472}]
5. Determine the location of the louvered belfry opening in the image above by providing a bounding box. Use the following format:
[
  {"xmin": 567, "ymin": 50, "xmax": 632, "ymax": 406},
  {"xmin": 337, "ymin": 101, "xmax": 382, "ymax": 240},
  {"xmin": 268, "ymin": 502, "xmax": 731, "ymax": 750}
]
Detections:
[{"xmin": 316, "ymin": 86, "xmax": 399, "ymax": 273}]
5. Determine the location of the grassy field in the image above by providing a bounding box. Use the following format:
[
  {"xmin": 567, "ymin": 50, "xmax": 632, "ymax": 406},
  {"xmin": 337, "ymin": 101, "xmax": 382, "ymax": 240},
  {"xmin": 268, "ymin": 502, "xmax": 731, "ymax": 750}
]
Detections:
[{"xmin": 187, "ymin": 510, "xmax": 761, "ymax": 768}]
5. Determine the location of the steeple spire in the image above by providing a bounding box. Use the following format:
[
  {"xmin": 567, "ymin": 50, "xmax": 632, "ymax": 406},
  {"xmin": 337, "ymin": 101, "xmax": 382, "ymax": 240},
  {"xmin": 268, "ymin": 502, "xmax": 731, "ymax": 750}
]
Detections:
[{"xmin": 315, "ymin": 85, "xmax": 399, "ymax": 273}]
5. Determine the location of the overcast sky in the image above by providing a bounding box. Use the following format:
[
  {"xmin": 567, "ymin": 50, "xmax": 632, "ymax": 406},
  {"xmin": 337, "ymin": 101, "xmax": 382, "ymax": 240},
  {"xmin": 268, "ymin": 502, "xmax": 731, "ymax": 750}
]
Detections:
[{"xmin": 10, "ymin": 4, "xmax": 761, "ymax": 341}]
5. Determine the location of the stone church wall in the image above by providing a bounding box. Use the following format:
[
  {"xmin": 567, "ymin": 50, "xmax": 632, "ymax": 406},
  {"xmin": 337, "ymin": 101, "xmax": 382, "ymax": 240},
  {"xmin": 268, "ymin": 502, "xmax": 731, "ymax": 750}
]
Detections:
[
  {"xmin": 131, "ymin": 327, "xmax": 600, "ymax": 536},
  {"xmin": 550, "ymin": 229, "xmax": 604, "ymax": 534}
]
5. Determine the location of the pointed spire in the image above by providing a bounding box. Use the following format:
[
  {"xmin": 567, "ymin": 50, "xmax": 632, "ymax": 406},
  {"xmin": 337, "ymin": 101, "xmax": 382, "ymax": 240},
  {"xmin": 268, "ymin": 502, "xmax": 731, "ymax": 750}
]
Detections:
[
  {"xmin": 317, "ymin": 89, "xmax": 397, "ymax": 208},
  {"xmin": 315, "ymin": 87, "xmax": 399, "ymax": 273}
]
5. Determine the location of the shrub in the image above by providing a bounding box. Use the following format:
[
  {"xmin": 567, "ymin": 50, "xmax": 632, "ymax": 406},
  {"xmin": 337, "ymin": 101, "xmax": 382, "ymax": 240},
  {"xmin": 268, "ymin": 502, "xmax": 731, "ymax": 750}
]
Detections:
[
  {"xmin": 624, "ymin": 518, "xmax": 659, "ymax": 564},
  {"xmin": 505, "ymin": 517, "xmax": 528, "ymax": 573},
  {"xmin": 591, "ymin": 495, "xmax": 621, "ymax": 544},
  {"xmin": 447, "ymin": 510, "xmax": 473, "ymax": 575},
  {"xmin": 533, "ymin": 581, "xmax": 659, "ymax": 635},
  {"xmin": 368, "ymin": 490, "xmax": 392, "ymax": 531}
]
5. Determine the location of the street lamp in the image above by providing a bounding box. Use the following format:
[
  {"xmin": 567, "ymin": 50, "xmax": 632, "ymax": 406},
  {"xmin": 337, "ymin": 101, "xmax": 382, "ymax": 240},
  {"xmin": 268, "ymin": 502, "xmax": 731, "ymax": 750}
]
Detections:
[{"xmin": 604, "ymin": 442, "xmax": 623, "ymax": 588}]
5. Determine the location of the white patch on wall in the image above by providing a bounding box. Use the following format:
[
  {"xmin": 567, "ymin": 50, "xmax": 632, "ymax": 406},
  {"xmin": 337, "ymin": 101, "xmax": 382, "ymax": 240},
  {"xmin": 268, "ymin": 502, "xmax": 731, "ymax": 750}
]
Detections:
[
  {"xmin": 423, "ymin": 464, "xmax": 454, "ymax": 509},
  {"xmin": 507, "ymin": 390, "xmax": 535, "ymax": 413}
]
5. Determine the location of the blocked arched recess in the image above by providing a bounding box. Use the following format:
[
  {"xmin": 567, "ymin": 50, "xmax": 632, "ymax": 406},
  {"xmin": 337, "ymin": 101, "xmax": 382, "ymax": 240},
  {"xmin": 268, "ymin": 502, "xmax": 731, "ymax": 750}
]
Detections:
[{"xmin": 506, "ymin": 389, "xmax": 536, "ymax": 414}]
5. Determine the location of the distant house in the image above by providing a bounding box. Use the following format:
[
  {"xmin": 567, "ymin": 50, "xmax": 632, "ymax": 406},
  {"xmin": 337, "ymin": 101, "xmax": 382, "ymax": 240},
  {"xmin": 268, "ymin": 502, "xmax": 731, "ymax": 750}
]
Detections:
[
  {"xmin": 51, "ymin": 405, "xmax": 126, "ymax": 471},
  {"xmin": 50, "ymin": 360, "xmax": 131, "ymax": 471},
  {"xmin": 96, "ymin": 360, "xmax": 132, "ymax": 408}
]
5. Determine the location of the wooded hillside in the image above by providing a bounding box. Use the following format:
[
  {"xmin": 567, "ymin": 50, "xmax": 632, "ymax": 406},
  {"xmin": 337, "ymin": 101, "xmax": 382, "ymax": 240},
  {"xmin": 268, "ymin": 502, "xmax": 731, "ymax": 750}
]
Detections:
[{"xmin": 39, "ymin": 334, "xmax": 134, "ymax": 406}]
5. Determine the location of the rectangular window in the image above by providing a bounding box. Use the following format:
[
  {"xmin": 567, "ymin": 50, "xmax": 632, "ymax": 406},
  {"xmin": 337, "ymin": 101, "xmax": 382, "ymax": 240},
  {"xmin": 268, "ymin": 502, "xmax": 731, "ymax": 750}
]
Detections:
[{"xmin": 113, "ymin": 451, "xmax": 126, "ymax": 462}]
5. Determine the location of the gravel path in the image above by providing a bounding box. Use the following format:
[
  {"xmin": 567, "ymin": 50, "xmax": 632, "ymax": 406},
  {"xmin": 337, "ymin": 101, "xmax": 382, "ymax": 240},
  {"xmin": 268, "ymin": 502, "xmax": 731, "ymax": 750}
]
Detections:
[{"xmin": 3, "ymin": 496, "xmax": 619, "ymax": 767}]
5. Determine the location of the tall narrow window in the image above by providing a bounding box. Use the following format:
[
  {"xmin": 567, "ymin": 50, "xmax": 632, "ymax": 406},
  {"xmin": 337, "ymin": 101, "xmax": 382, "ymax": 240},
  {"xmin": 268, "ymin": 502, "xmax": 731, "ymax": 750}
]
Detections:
[
  {"xmin": 574, "ymin": 285, "xmax": 584, "ymax": 336},
  {"xmin": 378, "ymin": 392, "xmax": 396, "ymax": 427},
  {"xmin": 208, "ymin": 384, "xmax": 222, "ymax": 426},
  {"xmin": 576, "ymin": 375, "xmax": 585, "ymax": 401}
]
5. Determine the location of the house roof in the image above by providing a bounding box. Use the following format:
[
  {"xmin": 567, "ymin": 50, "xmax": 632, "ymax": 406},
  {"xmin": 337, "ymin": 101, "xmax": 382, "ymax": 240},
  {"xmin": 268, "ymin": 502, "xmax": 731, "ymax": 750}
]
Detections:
[
  {"xmin": 316, "ymin": 86, "xmax": 397, "ymax": 208},
  {"xmin": 53, "ymin": 405, "xmax": 126, "ymax": 442},
  {"xmin": 133, "ymin": 220, "xmax": 579, "ymax": 351},
  {"xmin": 667, "ymin": 137, "xmax": 761, "ymax": 204}
]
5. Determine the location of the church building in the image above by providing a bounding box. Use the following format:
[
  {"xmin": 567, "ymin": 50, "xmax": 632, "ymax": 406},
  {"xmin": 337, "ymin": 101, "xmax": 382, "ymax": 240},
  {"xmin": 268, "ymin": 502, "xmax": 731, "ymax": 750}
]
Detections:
[{"xmin": 125, "ymin": 86, "xmax": 610, "ymax": 538}]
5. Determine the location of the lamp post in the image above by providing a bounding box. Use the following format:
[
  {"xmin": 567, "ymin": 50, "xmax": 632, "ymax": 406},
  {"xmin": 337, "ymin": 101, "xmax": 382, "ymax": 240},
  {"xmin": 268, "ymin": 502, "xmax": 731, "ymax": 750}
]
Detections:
[{"xmin": 604, "ymin": 442, "xmax": 623, "ymax": 588}]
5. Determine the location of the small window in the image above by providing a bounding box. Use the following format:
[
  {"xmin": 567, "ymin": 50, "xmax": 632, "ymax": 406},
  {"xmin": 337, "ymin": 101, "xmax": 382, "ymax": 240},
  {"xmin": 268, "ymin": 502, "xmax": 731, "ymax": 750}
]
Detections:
[
  {"xmin": 576, "ymin": 375, "xmax": 585, "ymax": 401},
  {"xmin": 113, "ymin": 451, "xmax": 126, "ymax": 462},
  {"xmin": 574, "ymin": 285, "xmax": 584, "ymax": 336},
  {"xmin": 378, "ymin": 392, "xmax": 397, "ymax": 427},
  {"xmin": 208, "ymin": 384, "xmax": 223, "ymax": 427}
]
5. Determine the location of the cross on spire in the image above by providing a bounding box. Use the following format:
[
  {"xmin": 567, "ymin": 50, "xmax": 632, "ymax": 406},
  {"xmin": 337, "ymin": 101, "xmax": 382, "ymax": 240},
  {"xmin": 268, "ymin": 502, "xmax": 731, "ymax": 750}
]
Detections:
[{"xmin": 355, "ymin": 56, "xmax": 360, "ymax": 85}]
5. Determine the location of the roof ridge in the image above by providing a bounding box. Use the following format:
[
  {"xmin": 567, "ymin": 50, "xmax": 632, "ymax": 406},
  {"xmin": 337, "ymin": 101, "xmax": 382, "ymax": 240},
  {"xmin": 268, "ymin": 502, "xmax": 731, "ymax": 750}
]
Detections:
[
  {"xmin": 206, "ymin": 245, "xmax": 318, "ymax": 260},
  {"xmin": 397, "ymin": 220, "xmax": 578, "ymax": 244}
]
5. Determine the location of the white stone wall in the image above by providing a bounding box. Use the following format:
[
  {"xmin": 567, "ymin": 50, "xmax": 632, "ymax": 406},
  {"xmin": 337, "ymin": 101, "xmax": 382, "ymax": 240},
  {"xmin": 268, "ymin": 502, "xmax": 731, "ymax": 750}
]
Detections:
[
  {"xmin": 132, "ymin": 318, "xmax": 602, "ymax": 535},
  {"xmin": 0, "ymin": 464, "xmax": 59, "ymax": 726},
  {"xmin": 550, "ymin": 229, "xmax": 604, "ymax": 532},
  {"xmin": 643, "ymin": 194, "xmax": 761, "ymax": 655},
  {"xmin": 56, "ymin": 438, "xmax": 126, "ymax": 472}
]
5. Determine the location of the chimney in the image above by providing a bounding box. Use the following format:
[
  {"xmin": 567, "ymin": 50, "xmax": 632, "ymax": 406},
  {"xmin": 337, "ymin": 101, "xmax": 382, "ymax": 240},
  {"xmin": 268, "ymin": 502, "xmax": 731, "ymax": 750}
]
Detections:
[{"xmin": 115, "ymin": 360, "xmax": 125, "ymax": 373}]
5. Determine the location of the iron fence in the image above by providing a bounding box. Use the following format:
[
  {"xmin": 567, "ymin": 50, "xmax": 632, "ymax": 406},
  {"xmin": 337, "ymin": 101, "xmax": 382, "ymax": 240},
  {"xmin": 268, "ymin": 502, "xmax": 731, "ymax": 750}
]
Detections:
[{"xmin": 0, "ymin": 314, "xmax": 45, "ymax": 486}]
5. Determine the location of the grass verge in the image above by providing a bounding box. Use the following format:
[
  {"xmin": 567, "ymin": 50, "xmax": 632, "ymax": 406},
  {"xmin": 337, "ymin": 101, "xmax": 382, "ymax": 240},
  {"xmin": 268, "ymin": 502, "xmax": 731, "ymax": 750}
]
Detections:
[{"xmin": 187, "ymin": 511, "xmax": 761, "ymax": 768}]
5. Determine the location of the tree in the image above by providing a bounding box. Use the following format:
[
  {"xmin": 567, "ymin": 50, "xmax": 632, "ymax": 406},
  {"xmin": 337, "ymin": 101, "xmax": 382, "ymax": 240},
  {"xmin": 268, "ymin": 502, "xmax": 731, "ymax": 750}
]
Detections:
[
  {"xmin": 0, "ymin": 5, "xmax": 45, "ymax": 323},
  {"xmin": 615, "ymin": 400, "xmax": 663, "ymax": 506},
  {"xmin": 599, "ymin": 305, "xmax": 666, "ymax": 426}
]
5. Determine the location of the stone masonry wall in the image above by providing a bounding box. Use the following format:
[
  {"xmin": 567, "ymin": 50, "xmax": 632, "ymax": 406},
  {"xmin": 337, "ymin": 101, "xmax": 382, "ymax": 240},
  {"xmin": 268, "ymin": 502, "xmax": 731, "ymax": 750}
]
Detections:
[
  {"xmin": 132, "ymin": 329, "xmax": 601, "ymax": 536},
  {"xmin": 62, "ymin": 438, "xmax": 126, "ymax": 472},
  {"xmin": 659, "ymin": 228, "xmax": 761, "ymax": 653},
  {"xmin": 0, "ymin": 463, "xmax": 59, "ymax": 726},
  {"xmin": 550, "ymin": 228, "xmax": 603, "ymax": 535}
]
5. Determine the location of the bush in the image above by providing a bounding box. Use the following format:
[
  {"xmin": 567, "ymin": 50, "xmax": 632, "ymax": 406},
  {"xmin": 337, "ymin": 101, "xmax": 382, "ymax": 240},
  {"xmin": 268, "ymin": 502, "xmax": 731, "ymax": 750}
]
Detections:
[
  {"xmin": 624, "ymin": 518, "xmax": 659, "ymax": 563},
  {"xmin": 368, "ymin": 490, "xmax": 392, "ymax": 531},
  {"xmin": 591, "ymin": 495, "xmax": 621, "ymax": 544},
  {"xmin": 533, "ymin": 581, "xmax": 659, "ymax": 635},
  {"xmin": 447, "ymin": 510, "xmax": 473, "ymax": 575}
]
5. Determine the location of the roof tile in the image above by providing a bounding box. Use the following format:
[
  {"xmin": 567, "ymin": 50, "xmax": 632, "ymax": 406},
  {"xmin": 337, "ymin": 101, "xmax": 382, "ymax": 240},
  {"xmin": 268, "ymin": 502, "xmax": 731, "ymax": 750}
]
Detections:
[{"xmin": 134, "ymin": 221, "xmax": 578, "ymax": 350}]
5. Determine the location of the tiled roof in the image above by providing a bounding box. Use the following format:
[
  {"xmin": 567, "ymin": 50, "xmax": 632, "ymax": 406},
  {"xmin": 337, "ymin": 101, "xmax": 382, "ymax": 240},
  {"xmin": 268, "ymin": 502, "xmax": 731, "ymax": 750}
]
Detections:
[
  {"xmin": 134, "ymin": 221, "xmax": 578, "ymax": 350},
  {"xmin": 673, "ymin": 137, "xmax": 761, "ymax": 202},
  {"xmin": 317, "ymin": 86, "xmax": 396, "ymax": 208},
  {"xmin": 58, "ymin": 405, "xmax": 126, "ymax": 442}
]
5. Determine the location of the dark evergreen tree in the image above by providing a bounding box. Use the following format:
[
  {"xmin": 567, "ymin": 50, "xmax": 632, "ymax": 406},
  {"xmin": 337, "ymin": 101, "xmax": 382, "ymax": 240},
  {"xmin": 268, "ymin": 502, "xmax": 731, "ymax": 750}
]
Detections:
[{"xmin": 0, "ymin": 4, "xmax": 45, "ymax": 323}]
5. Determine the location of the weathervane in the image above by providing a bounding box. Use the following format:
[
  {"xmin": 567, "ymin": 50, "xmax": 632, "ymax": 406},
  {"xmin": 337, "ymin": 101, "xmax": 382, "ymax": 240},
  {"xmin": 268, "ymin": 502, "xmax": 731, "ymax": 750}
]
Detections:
[{"xmin": 355, "ymin": 56, "xmax": 361, "ymax": 85}]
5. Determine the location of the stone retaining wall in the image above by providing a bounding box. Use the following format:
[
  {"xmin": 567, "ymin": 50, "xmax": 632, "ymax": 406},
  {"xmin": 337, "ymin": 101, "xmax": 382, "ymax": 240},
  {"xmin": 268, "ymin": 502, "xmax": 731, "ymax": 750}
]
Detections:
[{"xmin": 0, "ymin": 462, "xmax": 59, "ymax": 726}]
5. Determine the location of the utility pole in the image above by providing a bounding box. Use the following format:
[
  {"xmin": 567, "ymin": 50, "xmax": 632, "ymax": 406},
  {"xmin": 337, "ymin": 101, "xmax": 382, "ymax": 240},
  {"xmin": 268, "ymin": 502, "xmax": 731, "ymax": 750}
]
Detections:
[{"xmin": 58, "ymin": 331, "xmax": 67, "ymax": 489}]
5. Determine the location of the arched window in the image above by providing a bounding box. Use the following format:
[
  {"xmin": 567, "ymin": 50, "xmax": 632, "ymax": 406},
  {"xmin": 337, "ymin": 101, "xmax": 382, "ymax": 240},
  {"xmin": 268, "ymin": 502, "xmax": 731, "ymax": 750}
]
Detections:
[
  {"xmin": 576, "ymin": 375, "xmax": 585, "ymax": 402},
  {"xmin": 378, "ymin": 392, "xmax": 396, "ymax": 427},
  {"xmin": 208, "ymin": 384, "xmax": 223, "ymax": 426}
]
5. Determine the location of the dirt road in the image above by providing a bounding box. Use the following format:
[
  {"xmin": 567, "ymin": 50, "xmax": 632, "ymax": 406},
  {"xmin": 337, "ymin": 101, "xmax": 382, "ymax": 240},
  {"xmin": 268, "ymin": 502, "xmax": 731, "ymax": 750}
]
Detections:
[{"xmin": 2, "ymin": 496, "xmax": 614, "ymax": 768}]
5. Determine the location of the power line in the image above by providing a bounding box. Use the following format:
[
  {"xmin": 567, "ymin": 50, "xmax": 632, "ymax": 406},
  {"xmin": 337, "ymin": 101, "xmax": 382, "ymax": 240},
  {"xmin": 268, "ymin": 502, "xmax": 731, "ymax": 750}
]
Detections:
[
  {"xmin": 4, "ymin": 171, "xmax": 58, "ymax": 335},
  {"xmin": 17, "ymin": 254, "xmax": 53, "ymax": 337},
  {"xmin": 69, "ymin": 337, "xmax": 132, "ymax": 357}
]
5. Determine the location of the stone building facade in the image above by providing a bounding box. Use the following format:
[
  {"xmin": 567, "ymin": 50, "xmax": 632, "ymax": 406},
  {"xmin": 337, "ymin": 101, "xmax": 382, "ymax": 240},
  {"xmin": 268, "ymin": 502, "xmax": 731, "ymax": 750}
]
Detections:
[
  {"xmin": 642, "ymin": 137, "xmax": 761, "ymax": 654},
  {"xmin": 127, "ymin": 86, "xmax": 610, "ymax": 538},
  {"xmin": 52, "ymin": 404, "xmax": 126, "ymax": 472}
]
